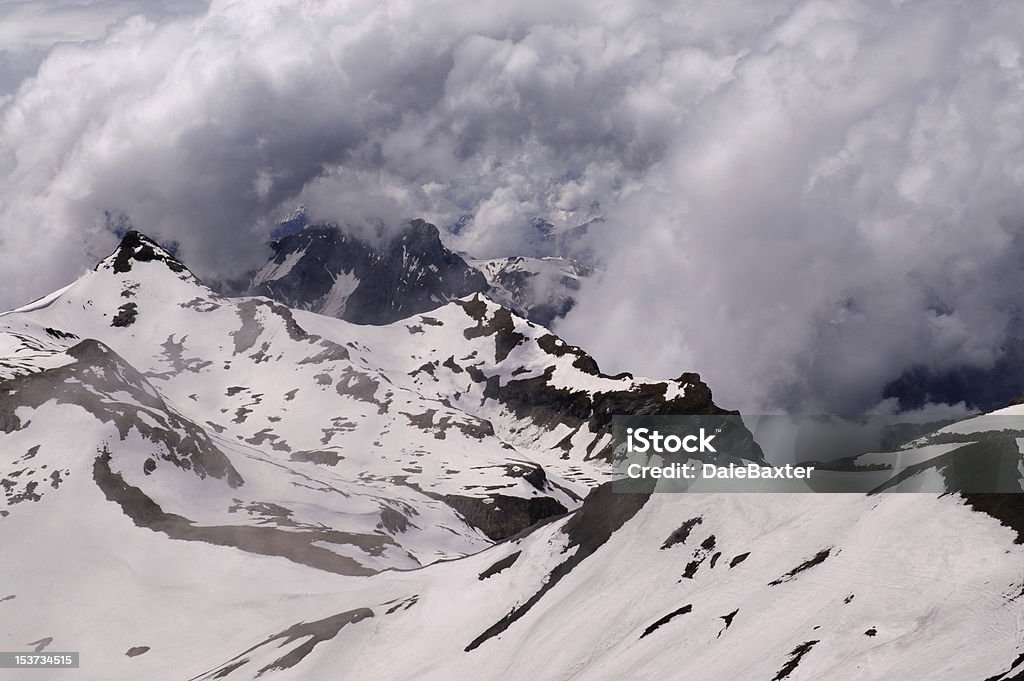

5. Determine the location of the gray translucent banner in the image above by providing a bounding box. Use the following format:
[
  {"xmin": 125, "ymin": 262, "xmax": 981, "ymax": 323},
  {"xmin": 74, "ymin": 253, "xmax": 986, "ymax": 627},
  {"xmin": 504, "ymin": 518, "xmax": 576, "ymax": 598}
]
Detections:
[
  {"xmin": 0, "ymin": 652, "xmax": 79, "ymax": 668},
  {"xmin": 611, "ymin": 414, "xmax": 1024, "ymax": 493}
]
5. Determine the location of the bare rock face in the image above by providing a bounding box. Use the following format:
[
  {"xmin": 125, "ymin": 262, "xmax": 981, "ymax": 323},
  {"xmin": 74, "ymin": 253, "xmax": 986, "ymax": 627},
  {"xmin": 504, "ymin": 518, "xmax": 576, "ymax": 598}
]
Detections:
[
  {"xmin": 99, "ymin": 230, "xmax": 192, "ymax": 278},
  {"xmin": 245, "ymin": 220, "xmax": 488, "ymax": 325},
  {"xmin": 243, "ymin": 218, "xmax": 592, "ymax": 327}
]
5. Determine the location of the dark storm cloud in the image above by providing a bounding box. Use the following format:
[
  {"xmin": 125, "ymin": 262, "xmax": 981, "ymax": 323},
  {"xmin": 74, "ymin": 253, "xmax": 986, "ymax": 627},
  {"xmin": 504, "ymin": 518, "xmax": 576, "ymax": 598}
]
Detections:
[{"xmin": 2, "ymin": 0, "xmax": 1024, "ymax": 412}]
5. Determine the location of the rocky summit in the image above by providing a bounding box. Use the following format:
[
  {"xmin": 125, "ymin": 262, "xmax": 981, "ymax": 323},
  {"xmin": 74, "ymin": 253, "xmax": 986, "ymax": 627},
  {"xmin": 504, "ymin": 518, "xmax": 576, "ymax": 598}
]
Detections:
[{"xmin": 244, "ymin": 220, "xmax": 488, "ymax": 325}]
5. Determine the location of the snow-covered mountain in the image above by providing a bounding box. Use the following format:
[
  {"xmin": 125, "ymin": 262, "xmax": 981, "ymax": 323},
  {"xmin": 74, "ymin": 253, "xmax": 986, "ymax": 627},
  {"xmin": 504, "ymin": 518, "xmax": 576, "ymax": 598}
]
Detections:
[
  {"xmin": 1, "ymin": 232, "xmax": 1022, "ymax": 680},
  {"xmin": 472, "ymin": 255, "xmax": 591, "ymax": 326},
  {"xmin": 242, "ymin": 219, "xmax": 592, "ymax": 327},
  {"xmin": 245, "ymin": 220, "xmax": 488, "ymax": 324}
]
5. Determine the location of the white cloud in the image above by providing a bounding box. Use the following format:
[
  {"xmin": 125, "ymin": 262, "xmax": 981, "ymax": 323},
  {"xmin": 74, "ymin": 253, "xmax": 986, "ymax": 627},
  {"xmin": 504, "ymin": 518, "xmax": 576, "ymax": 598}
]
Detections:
[
  {"xmin": 558, "ymin": 0, "xmax": 1024, "ymax": 412},
  {"xmin": 0, "ymin": 0, "xmax": 208, "ymax": 97},
  {"xmin": 2, "ymin": 0, "xmax": 1023, "ymax": 412}
]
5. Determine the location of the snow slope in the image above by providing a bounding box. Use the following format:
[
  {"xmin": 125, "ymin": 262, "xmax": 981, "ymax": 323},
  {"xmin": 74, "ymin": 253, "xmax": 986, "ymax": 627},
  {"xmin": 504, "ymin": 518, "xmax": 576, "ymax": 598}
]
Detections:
[{"xmin": 0, "ymin": 232, "xmax": 1022, "ymax": 680}]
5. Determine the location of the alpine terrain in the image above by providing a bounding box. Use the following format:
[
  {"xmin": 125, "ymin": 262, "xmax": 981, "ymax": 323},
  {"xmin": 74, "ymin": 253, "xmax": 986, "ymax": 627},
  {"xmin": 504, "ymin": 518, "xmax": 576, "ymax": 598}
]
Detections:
[
  {"xmin": 0, "ymin": 231, "xmax": 1022, "ymax": 681},
  {"xmin": 241, "ymin": 219, "xmax": 590, "ymax": 326}
]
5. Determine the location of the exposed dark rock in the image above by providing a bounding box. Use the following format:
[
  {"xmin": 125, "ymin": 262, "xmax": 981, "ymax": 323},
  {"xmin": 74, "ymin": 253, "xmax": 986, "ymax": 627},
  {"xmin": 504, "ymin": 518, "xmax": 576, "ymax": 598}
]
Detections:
[
  {"xmin": 443, "ymin": 494, "xmax": 567, "ymax": 541},
  {"xmin": 682, "ymin": 535, "xmax": 717, "ymax": 580},
  {"xmin": 960, "ymin": 493, "xmax": 1024, "ymax": 544},
  {"xmin": 400, "ymin": 408, "xmax": 493, "ymax": 440},
  {"xmin": 385, "ymin": 596, "xmax": 419, "ymax": 614},
  {"xmin": 769, "ymin": 548, "xmax": 832, "ymax": 586},
  {"xmin": 7, "ymin": 480, "xmax": 40, "ymax": 503},
  {"xmin": 479, "ymin": 550, "xmax": 521, "ymax": 580},
  {"xmin": 639, "ymin": 604, "xmax": 692, "ymax": 639},
  {"xmin": 772, "ymin": 640, "xmax": 819, "ymax": 681},
  {"xmin": 48, "ymin": 469, "xmax": 64, "ymax": 489},
  {"xmin": 244, "ymin": 220, "xmax": 487, "ymax": 325},
  {"xmin": 111, "ymin": 302, "xmax": 138, "ymax": 327},
  {"xmin": 502, "ymin": 461, "xmax": 550, "ymax": 491},
  {"xmin": 461, "ymin": 304, "xmax": 525, "ymax": 362},
  {"xmin": 661, "ymin": 517, "xmax": 703, "ymax": 549},
  {"xmin": 454, "ymin": 310, "xmax": 760, "ymax": 461},
  {"xmin": 980, "ymin": 652, "xmax": 1024, "ymax": 681},
  {"xmin": 100, "ymin": 231, "xmax": 190, "ymax": 277},
  {"xmin": 44, "ymin": 327, "xmax": 78, "ymax": 340},
  {"xmin": 377, "ymin": 506, "xmax": 411, "ymax": 534},
  {"xmin": 729, "ymin": 552, "xmax": 751, "ymax": 568},
  {"xmin": 290, "ymin": 450, "xmax": 343, "ymax": 466}
]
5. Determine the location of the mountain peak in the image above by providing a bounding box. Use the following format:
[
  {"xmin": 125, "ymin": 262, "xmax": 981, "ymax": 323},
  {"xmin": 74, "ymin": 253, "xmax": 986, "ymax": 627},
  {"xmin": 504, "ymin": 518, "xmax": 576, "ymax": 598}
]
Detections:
[
  {"xmin": 98, "ymin": 231, "xmax": 189, "ymax": 276},
  {"xmin": 400, "ymin": 217, "xmax": 442, "ymax": 241},
  {"xmin": 245, "ymin": 219, "xmax": 488, "ymax": 325}
]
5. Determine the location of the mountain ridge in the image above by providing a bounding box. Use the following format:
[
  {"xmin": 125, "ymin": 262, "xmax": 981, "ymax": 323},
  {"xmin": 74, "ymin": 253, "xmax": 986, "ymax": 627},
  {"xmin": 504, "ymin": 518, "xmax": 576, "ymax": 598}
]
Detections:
[
  {"xmin": 237, "ymin": 219, "xmax": 592, "ymax": 327},
  {"xmin": 0, "ymin": 230, "xmax": 1021, "ymax": 680},
  {"xmin": 244, "ymin": 219, "xmax": 488, "ymax": 324}
]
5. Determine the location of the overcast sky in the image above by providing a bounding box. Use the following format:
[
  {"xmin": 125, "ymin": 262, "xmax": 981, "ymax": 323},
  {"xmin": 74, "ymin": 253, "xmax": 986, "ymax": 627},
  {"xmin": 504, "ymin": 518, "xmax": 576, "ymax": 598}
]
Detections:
[{"xmin": 2, "ymin": 0, "xmax": 1024, "ymax": 413}]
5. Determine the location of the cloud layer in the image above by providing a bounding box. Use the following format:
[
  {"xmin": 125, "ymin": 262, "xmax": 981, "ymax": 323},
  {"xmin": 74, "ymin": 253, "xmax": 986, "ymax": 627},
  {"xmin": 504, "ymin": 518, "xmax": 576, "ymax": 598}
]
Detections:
[{"xmin": 2, "ymin": 0, "xmax": 1024, "ymax": 412}]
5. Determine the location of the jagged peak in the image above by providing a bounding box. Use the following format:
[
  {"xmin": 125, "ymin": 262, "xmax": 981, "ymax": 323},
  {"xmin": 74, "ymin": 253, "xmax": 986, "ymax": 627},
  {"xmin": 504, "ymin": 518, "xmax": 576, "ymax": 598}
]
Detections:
[
  {"xmin": 96, "ymin": 231, "xmax": 191, "ymax": 277},
  {"xmin": 250, "ymin": 218, "xmax": 488, "ymax": 325},
  {"xmin": 400, "ymin": 217, "xmax": 443, "ymax": 241},
  {"xmin": 276, "ymin": 217, "xmax": 442, "ymax": 248}
]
